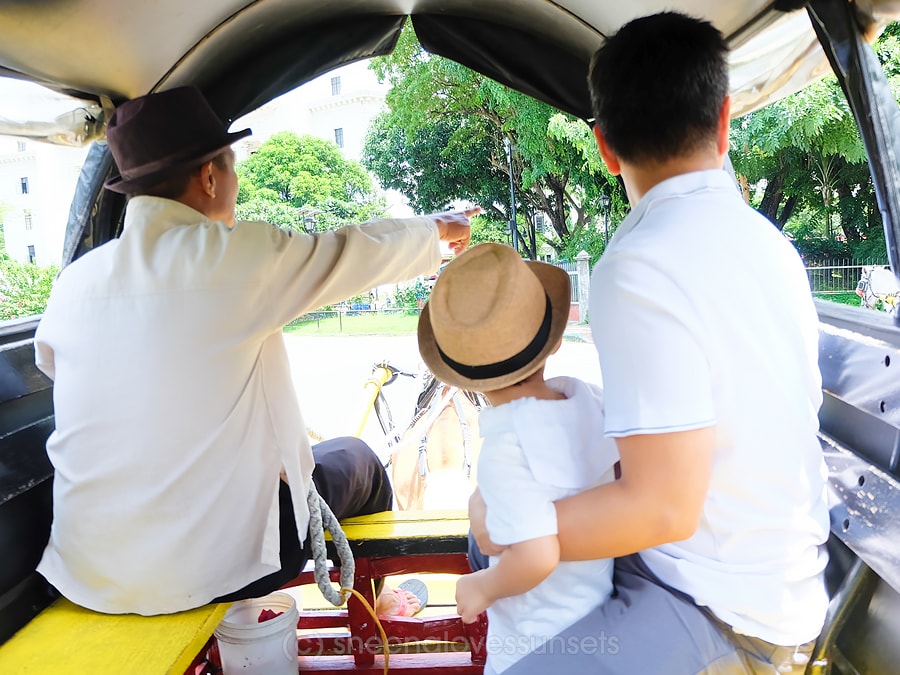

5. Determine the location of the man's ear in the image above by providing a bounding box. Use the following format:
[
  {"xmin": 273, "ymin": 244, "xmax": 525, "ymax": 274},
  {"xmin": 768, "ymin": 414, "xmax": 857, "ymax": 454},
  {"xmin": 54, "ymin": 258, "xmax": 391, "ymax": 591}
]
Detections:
[
  {"xmin": 716, "ymin": 96, "xmax": 732, "ymax": 157},
  {"xmin": 198, "ymin": 160, "xmax": 216, "ymax": 198},
  {"xmin": 593, "ymin": 125, "xmax": 621, "ymax": 176}
]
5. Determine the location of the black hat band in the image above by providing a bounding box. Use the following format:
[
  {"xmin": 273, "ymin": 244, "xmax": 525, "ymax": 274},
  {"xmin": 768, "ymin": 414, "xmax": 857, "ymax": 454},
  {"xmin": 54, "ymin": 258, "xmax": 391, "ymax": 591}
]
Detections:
[{"xmin": 435, "ymin": 293, "xmax": 553, "ymax": 381}]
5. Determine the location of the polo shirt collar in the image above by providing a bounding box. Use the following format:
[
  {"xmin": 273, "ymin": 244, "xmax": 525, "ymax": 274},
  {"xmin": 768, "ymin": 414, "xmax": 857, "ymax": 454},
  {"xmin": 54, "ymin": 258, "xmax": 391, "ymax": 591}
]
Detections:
[{"xmin": 616, "ymin": 169, "xmax": 736, "ymax": 239}]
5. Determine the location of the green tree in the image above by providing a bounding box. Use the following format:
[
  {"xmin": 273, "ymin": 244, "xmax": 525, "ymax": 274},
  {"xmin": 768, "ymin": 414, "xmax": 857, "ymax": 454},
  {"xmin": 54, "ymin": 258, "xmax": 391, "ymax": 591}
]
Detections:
[
  {"xmin": 0, "ymin": 202, "xmax": 9, "ymax": 256},
  {"xmin": 364, "ymin": 24, "xmax": 624, "ymax": 261},
  {"xmin": 236, "ymin": 131, "xmax": 387, "ymax": 232},
  {"xmin": 393, "ymin": 278, "xmax": 430, "ymax": 309},
  {"xmin": 0, "ymin": 259, "xmax": 58, "ymax": 320},
  {"xmin": 730, "ymin": 22, "xmax": 900, "ymax": 261},
  {"xmin": 470, "ymin": 214, "xmax": 511, "ymax": 246}
]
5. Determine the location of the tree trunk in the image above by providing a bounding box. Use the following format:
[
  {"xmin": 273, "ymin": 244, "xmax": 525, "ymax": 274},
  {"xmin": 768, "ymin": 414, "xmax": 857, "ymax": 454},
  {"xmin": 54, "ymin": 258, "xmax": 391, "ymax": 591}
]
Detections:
[
  {"xmin": 837, "ymin": 183, "xmax": 861, "ymax": 243},
  {"xmin": 758, "ymin": 173, "xmax": 785, "ymax": 225},
  {"xmin": 737, "ymin": 174, "xmax": 751, "ymax": 204},
  {"xmin": 775, "ymin": 195, "xmax": 797, "ymax": 231}
]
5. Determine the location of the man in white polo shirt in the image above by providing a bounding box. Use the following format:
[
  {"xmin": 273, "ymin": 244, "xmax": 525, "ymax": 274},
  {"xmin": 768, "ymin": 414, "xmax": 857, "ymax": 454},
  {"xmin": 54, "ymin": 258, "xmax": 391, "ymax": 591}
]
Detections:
[{"xmin": 469, "ymin": 12, "xmax": 829, "ymax": 673}]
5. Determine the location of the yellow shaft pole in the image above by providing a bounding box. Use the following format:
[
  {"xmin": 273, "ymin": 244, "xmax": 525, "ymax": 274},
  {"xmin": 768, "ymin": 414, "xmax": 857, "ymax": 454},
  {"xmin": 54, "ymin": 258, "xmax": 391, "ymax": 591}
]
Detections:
[{"xmin": 354, "ymin": 364, "xmax": 392, "ymax": 437}]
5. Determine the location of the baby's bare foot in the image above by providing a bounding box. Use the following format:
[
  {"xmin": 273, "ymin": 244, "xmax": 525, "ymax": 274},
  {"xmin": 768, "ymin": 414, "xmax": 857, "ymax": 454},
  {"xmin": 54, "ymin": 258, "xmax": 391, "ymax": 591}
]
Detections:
[{"xmin": 374, "ymin": 586, "xmax": 421, "ymax": 616}]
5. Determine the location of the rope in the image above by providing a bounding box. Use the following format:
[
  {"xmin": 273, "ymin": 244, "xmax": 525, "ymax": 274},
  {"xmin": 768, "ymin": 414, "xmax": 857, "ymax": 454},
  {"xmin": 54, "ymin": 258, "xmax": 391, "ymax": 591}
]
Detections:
[
  {"xmin": 343, "ymin": 587, "xmax": 390, "ymax": 674},
  {"xmin": 306, "ymin": 484, "xmax": 390, "ymax": 674},
  {"xmin": 306, "ymin": 484, "xmax": 355, "ymax": 605}
]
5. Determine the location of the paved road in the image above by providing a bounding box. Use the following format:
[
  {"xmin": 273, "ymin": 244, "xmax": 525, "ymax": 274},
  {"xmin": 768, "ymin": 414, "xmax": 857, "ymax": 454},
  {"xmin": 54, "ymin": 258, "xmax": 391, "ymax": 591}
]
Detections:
[
  {"xmin": 282, "ymin": 326, "xmax": 603, "ymax": 607},
  {"xmin": 283, "ymin": 325, "xmax": 602, "ymax": 458}
]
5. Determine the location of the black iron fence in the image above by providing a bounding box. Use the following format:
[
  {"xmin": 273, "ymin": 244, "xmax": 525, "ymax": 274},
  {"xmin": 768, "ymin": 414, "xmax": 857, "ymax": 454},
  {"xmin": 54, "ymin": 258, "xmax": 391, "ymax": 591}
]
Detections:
[
  {"xmin": 553, "ymin": 261, "xmax": 580, "ymax": 302},
  {"xmin": 805, "ymin": 258, "xmax": 887, "ymax": 295},
  {"xmin": 286, "ymin": 307, "xmax": 422, "ymax": 334},
  {"xmin": 290, "ymin": 258, "xmax": 891, "ymax": 334}
]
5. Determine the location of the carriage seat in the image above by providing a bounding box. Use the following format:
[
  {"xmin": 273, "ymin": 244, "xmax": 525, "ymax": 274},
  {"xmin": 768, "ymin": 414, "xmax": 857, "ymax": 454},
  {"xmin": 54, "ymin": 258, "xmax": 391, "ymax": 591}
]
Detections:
[{"xmin": 0, "ymin": 596, "xmax": 228, "ymax": 675}]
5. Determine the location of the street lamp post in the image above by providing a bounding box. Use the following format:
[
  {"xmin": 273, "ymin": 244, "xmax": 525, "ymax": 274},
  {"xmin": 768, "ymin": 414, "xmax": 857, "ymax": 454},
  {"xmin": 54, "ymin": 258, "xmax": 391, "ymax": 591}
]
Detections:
[
  {"xmin": 598, "ymin": 193, "xmax": 610, "ymax": 246},
  {"xmin": 298, "ymin": 206, "xmax": 322, "ymax": 234},
  {"xmin": 504, "ymin": 137, "xmax": 518, "ymax": 253}
]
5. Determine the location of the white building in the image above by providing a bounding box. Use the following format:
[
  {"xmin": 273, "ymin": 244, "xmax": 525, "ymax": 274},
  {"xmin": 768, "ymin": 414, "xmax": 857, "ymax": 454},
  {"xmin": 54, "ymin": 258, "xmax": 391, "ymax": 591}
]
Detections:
[
  {"xmin": 0, "ymin": 60, "xmax": 409, "ymax": 267},
  {"xmin": 0, "ymin": 137, "xmax": 88, "ymax": 266},
  {"xmin": 234, "ymin": 61, "xmax": 388, "ymax": 163},
  {"xmin": 233, "ymin": 61, "xmax": 413, "ymax": 217}
]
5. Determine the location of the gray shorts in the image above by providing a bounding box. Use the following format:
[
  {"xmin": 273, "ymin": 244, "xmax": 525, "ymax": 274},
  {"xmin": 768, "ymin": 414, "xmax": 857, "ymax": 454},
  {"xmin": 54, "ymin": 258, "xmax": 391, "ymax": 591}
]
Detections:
[{"xmin": 470, "ymin": 542, "xmax": 816, "ymax": 675}]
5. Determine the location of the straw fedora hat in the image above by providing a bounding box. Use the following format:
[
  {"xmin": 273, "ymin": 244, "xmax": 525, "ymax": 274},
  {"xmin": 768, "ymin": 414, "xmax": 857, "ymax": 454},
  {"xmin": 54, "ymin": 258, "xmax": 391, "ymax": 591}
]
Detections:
[
  {"xmin": 418, "ymin": 243, "xmax": 570, "ymax": 392},
  {"xmin": 104, "ymin": 86, "xmax": 251, "ymax": 193}
]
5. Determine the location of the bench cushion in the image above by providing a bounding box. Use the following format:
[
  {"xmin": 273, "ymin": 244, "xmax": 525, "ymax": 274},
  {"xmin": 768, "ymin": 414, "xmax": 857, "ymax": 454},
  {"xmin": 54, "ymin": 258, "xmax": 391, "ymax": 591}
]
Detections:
[{"xmin": 0, "ymin": 598, "xmax": 228, "ymax": 674}]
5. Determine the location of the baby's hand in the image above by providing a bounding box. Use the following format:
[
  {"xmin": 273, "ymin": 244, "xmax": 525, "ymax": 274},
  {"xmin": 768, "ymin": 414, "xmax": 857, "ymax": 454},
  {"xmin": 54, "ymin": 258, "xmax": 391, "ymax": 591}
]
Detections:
[{"xmin": 455, "ymin": 571, "xmax": 491, "ymax": 624}]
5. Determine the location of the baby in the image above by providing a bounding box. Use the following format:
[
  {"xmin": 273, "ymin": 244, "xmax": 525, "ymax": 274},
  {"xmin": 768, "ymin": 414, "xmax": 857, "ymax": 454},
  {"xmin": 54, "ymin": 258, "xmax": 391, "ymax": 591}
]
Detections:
[{"xmin": 418, "ymin": 243, "xmax": 618, "ymax": 674}]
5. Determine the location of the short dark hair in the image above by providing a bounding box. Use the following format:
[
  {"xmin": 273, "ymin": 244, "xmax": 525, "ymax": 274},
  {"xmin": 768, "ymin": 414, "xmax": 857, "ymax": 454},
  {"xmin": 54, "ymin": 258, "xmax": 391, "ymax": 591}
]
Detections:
[
  {"xmin": 135, "ymin": 151, "xmax": 231, "ymax": 200},
  {"xmin": 588, "ymin": 12, "xmax": 728, "ymax": 164}
]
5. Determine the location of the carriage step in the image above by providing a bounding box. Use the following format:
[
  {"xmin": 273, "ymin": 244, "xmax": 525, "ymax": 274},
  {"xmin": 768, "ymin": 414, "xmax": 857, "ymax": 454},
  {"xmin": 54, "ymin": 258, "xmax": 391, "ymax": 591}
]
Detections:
[
  {"xmin": 299, "ymin": 650, "xmax": 484, "ymax": 673},
  {"xmin": 0, "ymin": 597, "xmax": 228, "ymax": 674}
]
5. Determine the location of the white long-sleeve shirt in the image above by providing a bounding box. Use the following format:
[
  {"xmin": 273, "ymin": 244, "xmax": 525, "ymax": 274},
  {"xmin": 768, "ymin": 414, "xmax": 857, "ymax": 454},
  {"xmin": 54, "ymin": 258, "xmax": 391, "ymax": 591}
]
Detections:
[{"xmin": 34, "ymin": 196, "xmax": 441, "ymax": 614}]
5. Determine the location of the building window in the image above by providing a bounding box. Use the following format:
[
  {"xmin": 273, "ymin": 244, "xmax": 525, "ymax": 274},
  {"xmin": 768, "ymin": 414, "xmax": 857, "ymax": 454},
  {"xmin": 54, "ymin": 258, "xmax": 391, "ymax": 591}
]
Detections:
[
  {"xmin": 17, "ymin": 141, "xmax": 26, "ymax": 152},
  {"xmin": 331, "ymin": 76, "xmax": 341, "ymax": 96},
  {"xmin": 27, "ymin": 245, "xmax": 35, "ymax": 264},
  {"xmin": 20, "ymin": 177, "xmax": 29, "ymax": 194},
  {"xmin": 334, "ymin": 128, "xmax": 344, "ymax": 148},
  {"xmin": 24, "ymin": 210, "xmax": 32, "ymax": 231}
]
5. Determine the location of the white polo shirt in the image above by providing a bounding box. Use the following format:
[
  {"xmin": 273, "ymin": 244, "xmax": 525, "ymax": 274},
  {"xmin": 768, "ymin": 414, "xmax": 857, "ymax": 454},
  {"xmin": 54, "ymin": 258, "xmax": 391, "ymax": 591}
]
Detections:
[
  {"xmin": 590, "ymin": 170, "xmax": 830, "ymax": 645},
  {"xmin": 34, "ymin": 196, "xmax": 441, "ymax": 614}
]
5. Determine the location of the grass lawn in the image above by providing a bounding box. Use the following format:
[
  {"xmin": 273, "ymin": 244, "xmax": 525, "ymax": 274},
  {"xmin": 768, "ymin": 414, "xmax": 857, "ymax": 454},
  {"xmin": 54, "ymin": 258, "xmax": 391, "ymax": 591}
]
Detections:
[
  {"xmin": 286, "ymin": 293, "xmax": 863, "ymax": 337},
  {"xmin": 814, "ymin": 292, "xmax": 861, "ymax": 307},
  {"xmin": 285, "ymin": 311, "xmax": 420, "ymax": 336}
]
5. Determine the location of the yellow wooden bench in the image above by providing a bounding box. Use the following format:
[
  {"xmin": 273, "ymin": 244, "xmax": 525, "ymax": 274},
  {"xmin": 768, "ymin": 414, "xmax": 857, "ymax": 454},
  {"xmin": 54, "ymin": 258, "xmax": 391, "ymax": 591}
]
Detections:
[
  {"xmin": 0, "ymin": 510, "xmax": 477, "ymax": 675},
  {"xmin": 335, "ymin": 508, "xmax": 472, "ymax": 555},
  {"xmin": 0, "ymin": 597, "xmax": 229, "ymax": 675}
]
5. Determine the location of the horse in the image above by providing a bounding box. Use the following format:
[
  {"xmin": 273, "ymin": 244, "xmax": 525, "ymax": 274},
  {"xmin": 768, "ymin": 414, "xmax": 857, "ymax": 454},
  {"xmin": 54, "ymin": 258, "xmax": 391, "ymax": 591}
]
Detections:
[
  {"xmin": 856, "ymin": 265, "xmax": 900, "ymax": 314},
  {"xmin": 388, "ymin": 371, "xmax": 487, "ymax": 511}
]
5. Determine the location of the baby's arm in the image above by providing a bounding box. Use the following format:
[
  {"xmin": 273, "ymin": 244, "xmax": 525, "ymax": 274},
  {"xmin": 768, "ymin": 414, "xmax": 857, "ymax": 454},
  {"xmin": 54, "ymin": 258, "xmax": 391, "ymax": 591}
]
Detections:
[{"xmin": 456, "ymin": 534, "xmax": 560, "ymax": 623}]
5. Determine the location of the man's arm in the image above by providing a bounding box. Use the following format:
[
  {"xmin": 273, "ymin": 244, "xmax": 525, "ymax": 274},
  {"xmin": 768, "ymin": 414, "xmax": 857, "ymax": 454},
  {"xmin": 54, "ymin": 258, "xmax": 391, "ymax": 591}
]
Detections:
[
  {"xmin": 261, "ymin": 207, "xmax": 478, "ymax": 328},
  {"xmin": 34, "ymin": 340, "xmax": 55, "ymax": 380},
  {"xmin": 468, "ymin": 427, "xmax": 714, "ymax": 561},
  {"xmin": 455, "ymin": 534, "xmax": 559, "ymax": 623},
  {"xmin": 34, "ymin": 308, "xmax": 56, "ymax": 380},
  {"xmin": 556, "ymin": 426, "xmax": 714, "ymax": 560}
]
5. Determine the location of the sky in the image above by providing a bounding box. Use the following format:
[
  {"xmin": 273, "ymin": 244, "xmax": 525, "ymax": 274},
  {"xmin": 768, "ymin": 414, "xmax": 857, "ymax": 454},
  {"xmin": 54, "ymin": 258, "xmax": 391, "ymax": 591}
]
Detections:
[{"xmin": 0, "ymin": 78, "xmax": 87, "ymax": 122}]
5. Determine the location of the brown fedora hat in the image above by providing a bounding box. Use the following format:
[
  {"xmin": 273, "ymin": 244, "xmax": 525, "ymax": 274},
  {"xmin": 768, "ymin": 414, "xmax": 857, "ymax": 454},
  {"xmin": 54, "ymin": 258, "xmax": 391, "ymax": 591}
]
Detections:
[
  {"xmin": 104, "ymin": 86, "xmax": 251, "ymax": 194},
  {"xmin": 418, "ymin": 243, "xmax": 571, "ymax": 392}
]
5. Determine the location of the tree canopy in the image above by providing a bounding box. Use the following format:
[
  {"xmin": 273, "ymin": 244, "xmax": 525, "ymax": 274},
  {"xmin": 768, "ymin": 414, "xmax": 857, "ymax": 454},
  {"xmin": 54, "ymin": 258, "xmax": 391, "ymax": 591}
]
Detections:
[
  {"xmin": 365, "ymin": 21, "xmax": 900, "ymax": 265},
  {"xmin": 729, "ymin": 23, "xmax": 900, "ymax": 262},
  {"xmin": 236, "ymin": 131, "xmax": 386, "ymax": 232},
  {"xmin": 363, "ymin": 23, "xmax": 624, "ymax": 262}
]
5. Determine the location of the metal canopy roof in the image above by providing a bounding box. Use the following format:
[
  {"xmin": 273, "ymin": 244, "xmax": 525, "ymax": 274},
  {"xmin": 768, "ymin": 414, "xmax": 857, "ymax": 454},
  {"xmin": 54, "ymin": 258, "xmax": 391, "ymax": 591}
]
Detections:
[{"xmin": 1, "ymin": 1, "xmax": 899, "ymax": 127}]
